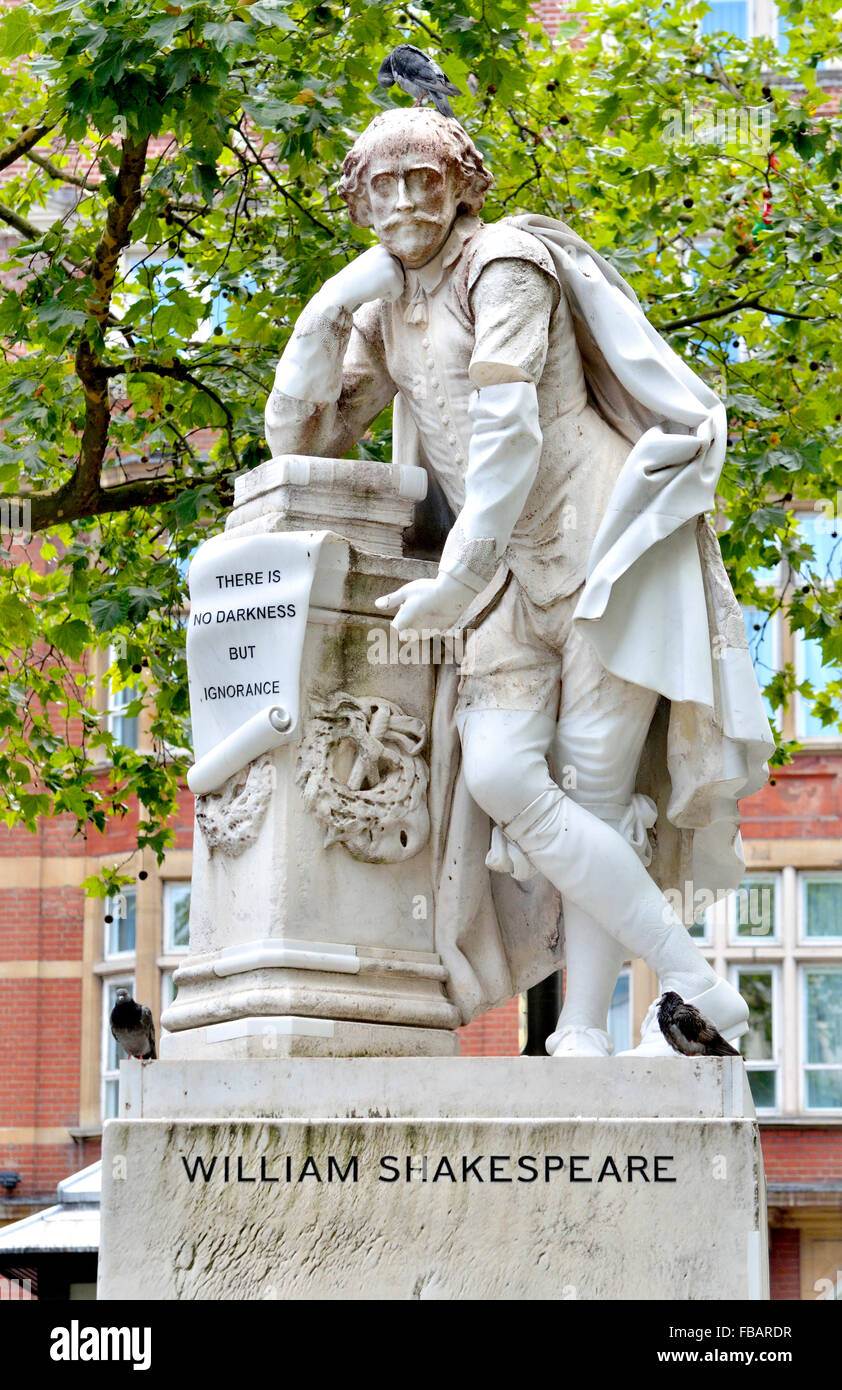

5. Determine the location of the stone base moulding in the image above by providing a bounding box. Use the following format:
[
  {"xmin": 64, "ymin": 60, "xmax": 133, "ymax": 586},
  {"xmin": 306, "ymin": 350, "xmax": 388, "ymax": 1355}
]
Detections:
[
  {"xmin": 99, "ymin": 1056, "xmax": 770, "ymax": 1301},
  {"xmin": 160, "ymin": 939, "xmax": 460, "ymax": 1058},
  {"xmin": 159, "ymin": 1015, "xmax": 458, "ymax": 1060}
]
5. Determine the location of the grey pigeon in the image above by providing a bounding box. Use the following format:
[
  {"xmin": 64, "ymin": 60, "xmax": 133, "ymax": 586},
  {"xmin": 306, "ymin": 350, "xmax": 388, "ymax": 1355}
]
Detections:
[
  {"xmin": 377, "ymin": 45, "xmax": 461, "ymax": 118},
  {"xmin": 657, "ymin": 991, "xmax": 740, "ymax": 1058},
  {"xmin": 110, "ymin": 988, "xmax": 156, "ymax": 1061}
]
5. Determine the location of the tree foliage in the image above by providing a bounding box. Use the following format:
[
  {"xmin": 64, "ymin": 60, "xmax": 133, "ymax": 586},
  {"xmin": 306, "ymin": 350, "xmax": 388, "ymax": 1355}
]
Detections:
[{"xmin": 0, "ymin": 0, "xmax": 840, "ymax": 887}]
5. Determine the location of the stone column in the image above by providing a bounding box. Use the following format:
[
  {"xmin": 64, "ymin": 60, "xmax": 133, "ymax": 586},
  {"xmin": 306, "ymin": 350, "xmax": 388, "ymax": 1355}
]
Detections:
[{"xmin": 160, "ymin": 454, "xmax": 461, "ymax": 1059}]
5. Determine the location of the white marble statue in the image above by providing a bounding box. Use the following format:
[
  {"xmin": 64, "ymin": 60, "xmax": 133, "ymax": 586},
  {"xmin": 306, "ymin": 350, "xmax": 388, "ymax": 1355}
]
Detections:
[{"xmin": 265, "ymin": 108, "xmax": 775, "ymax": 1059}]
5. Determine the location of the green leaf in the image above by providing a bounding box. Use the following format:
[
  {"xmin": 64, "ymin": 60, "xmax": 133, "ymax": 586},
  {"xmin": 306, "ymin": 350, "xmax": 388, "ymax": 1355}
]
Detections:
[
  {"xmin": 36, "ymin": 303, "xmax": 87, "ymax": 331},
  {"xmin": 241, "ymin": 96, "xmax": 302, "ymax": 126},
  {"xmin": 52, "ymin": 619, "xmax": 90, "ymax": 661},
  {"xmin": 147, "ymin": 14, "xmax": 193, "ymax": 48},
  {"xmin": 0, "ymin": 5, "xmax": 35, "ymax": 59},
  {"xmin": 90, "ymin": 596, "xmax": 129, "ymax": 632},
  {"xmin": 203, "ymin": 20, "xmax": 256, "ymax": 50},
  {"xmin": 249, "ymin": 2, "xmax": 297, "ymax": 31}
]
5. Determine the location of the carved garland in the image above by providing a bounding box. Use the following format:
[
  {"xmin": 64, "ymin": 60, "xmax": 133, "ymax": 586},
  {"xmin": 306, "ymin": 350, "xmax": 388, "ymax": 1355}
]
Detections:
[
  {"xmin": 294, "ymin": 691, "xmax": 430, "ymax": 863},
  {"xmin": 194, "ymin": 754, "xmax": 274, "ymax": 857}
]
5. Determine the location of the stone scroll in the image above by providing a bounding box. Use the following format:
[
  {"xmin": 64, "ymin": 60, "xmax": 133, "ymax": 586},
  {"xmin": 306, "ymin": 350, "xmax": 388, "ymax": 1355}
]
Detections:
[{"xmin": 186, "ymin": 529, "xmax": 329, "ymax": 795}]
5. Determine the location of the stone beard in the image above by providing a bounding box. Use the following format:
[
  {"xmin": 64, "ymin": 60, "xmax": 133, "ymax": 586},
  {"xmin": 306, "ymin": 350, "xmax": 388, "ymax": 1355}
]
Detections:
[{"xmin": 264, "ymin": 106, "xmax": 773, "ymax": 1053}]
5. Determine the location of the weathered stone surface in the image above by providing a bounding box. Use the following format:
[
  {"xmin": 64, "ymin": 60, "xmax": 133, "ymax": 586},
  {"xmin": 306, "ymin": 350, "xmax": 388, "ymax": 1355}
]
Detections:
[
  {"xmin": 99, "ymin": 1058, "xmax": 768, "ymax": 1301},
  {"xmin": 119, "ymin": 1056, "xmax": 755, "ymax": 1122},
  {"xmin": 165, "ymin": 468, "xmax": 459, "ymax": 1059}
]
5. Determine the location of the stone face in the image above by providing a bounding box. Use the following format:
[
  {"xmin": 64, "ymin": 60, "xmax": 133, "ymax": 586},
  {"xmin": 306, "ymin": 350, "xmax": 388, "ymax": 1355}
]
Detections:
[{"xmin": 98, "ymin": 1058, "xmax": 768, "ymax": 1302}]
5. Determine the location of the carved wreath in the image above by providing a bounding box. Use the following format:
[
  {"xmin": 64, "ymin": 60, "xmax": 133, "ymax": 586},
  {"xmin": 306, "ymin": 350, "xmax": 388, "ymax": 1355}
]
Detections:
[
  {"xmin": 294, "ymin": 691, "xmax": 430, "ymax": 863},
  {"xmin": 195, "ymin": 754, "xmax": 274, "ymax": 857}
]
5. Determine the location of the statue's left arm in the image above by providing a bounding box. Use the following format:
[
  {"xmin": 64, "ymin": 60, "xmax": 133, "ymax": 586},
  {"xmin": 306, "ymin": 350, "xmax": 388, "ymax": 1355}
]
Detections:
[{"xmin": 377, "ymin": 254, "xmax": 558, "ymax": 633}]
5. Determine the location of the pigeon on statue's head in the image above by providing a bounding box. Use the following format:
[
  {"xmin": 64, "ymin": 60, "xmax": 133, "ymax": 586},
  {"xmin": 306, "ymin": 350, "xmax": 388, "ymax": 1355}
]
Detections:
[
  {"xmin": 657, "ymin": 991, "xmax": 741, "ymax": 1057},
  {"xmin": 110, "ymin": 988, "xmax": 157, "ymax": 1061},
  {"xmin": 377, "ymin": 45, "xmax": 461, "ymax": 119}
]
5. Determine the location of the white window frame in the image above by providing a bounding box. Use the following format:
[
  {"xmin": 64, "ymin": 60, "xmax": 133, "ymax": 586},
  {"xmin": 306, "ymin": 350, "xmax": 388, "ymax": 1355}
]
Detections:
[
  {"xmin": 799, "ymin": 871, "xmax": 842, "ymax": 945},
  {"xmin": 800, "ymin": 964, "xmax": 842, "ymax": 1113},
  {"xmin": 793, "ymin": 627, "xmax": 838, "ymax": 742},
  {"xmin": 104, "ymin": 886, "xmax": 137, "ymax": 960},
  {"xmin": 105, "ymin": 644, "xmax": 139, "ymax": 751},
  {"xmin": 102, "ymin": 972, "xmax": 134, "ymax": 1121},
  {"xmin": 730, "ymin": 962, "xmax": 781, "ymax": 1113},
  {"xmin": 727, "ymin": 871, "xmax": 781, "ymax": 945},
  {"xmin": 162, "ymin": 881, "xmax": 191, "ymax": 954},
  {"xmin": 689, "ymin": 900, "xmax": 714, "ymax": 944}
]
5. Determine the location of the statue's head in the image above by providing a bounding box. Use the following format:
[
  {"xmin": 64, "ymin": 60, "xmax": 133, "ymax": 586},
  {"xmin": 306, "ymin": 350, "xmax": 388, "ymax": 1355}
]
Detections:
[{"xmin": 338, "ymin": 108, "xmax": 493, "ymax": 268}]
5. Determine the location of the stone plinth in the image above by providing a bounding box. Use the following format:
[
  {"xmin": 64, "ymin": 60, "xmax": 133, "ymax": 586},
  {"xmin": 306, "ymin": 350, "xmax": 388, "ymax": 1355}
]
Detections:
[
  {"xmin": 162, "ymin": 455, "xmax": 462, "ymax": 1060},
  {"xmin": 226, "ymin": 453, "xmax": 427, "ymax": 554},
  {"xmin": 98, "ymin": 1057, "xmax": 769, "ymax": 1301}
]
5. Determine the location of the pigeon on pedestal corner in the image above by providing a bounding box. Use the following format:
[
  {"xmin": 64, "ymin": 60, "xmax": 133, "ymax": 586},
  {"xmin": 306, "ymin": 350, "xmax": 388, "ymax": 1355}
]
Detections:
[
  {"xmin": 377, "ymin": 45, "xmax": 461, "ymax": 118},
  {"xmin": 657, "ymin": 991, "xmax": 741, "ymax": 1057},
  {"xmin": 110, "ymin": 988, "xmax": 157, "ymax": 1061}
]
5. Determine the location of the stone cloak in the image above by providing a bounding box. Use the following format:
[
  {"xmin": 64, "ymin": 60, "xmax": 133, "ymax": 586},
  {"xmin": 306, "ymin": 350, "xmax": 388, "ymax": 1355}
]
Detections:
[{"xmin": 398, "ymin": 212, "xmax": 776, "ymax": 1026}]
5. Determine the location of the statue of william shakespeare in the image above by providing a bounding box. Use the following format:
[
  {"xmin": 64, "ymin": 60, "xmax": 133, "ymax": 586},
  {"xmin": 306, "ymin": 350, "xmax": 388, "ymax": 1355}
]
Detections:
[{"xmin": 264, "ymin": 107, "xmax": 775, "ymax": 1059}]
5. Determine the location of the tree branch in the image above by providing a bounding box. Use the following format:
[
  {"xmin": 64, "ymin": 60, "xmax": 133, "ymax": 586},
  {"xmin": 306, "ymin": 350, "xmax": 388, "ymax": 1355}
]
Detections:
[
  {"xmin": 0, "ymin": 123, "xmax": 56, "ymax": 175},
  {"xmin": 231, "ymin": 126, "xmax": 337, "ymax": 239},
  {"xmin": 33, "ymin": 136, "xmax": 152, "ymax": 526},
  {"xmin": 659, "ymin": 295, "xmax": 828, "ymax": 331},
  {"xmin": 24, "ymin": 149, "xmax": 98, "ymax": 190},
  {"xmin": 0, "ymin": 201, "xmax": 40, "ymax": 240},
  {"xmin": 123, "ymin": 357, "xmax": 239, "ymax": 464},
  {"xmin": 85, "ymin": 135, "xmax": 148, "ymax": 330},
  {"xmin": 27, "ymin": 467, "xmax": 233, "ymax": 531}
]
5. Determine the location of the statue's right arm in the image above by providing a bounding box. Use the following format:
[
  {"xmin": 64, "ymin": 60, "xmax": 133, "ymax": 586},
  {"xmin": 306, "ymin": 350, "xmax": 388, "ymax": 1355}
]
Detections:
[{"xmin": 265, "ymin": 246, "xmax": 404, "ymax": 459}]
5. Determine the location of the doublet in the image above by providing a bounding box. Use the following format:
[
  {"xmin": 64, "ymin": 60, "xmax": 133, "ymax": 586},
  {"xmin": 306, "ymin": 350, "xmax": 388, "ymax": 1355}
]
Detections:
[{"xmin": 265, "ymin": 214, "xmax": 631, "ymax": 606}]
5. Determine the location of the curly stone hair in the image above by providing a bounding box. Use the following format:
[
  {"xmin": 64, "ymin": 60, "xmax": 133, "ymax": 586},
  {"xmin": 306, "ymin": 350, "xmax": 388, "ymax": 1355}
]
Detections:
[{"xmin": 338, "ymin": 109, "xmax": 494, "ymax": 227}]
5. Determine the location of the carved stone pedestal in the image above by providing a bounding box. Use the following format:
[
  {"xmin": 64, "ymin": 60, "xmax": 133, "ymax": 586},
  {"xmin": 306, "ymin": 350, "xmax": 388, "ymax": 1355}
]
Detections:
[
  {"xmin": 98, "ymin": 1057, "xmax": 770, "ymax": 1301},
  {"xmin": 160, "ymin": 454, "xmax": 460, "ymax": 1059}
]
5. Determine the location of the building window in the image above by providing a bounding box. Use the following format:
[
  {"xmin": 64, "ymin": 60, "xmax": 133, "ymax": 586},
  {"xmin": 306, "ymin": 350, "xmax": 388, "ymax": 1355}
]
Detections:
[
  {"xmin": 689, "ymin": 902, "xmax": 712, "ymax": 941},
  {"xmin": 794, "ymin": 511, "xmax": 842, "ymax": 587},
  {"xmin": 105, "ymin": 645, "xmax": 139, "ymax": 751},
  {"xmin": 104, "ymin": 887, "xmax": 137, "ymax": 958},
  {"xmin": 801, "ymin": 874, "xmax": 842, "ymax": 942},
  {"xmin": 741, "ymin": 605, "xmax": 779, "ymax": 720},
  {"xmin": 731, "ymin": 965, "xmax": 779, "ymax": 1112},
  {"xmin": 702, "ymin": 0, "xmax": 750, "ymax": 40},
  {"xmin": 794, "ymin": 629, "xmax": 836, "ymax": 740},
  {"xmin": 802, "ymin": 967, "xmax": 842, "ymax": 1111},
  {"xmin": 102, "ymin": 974, "xmax": 133, "ymax": 1120},
  {"xmin": 729, "ymin": 873, "xmax": 780, "ymax": 943},
  {"xmin": 646, "ymin": 867, "xmax": 842, "ymax": 1116},
  {"xmin": 163, "ymin": 881, "xmax": 191, "ymax": 953},
  {"xmin": 607, "ymin": 969, "xmax": 631, "ymax": 1054}
]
